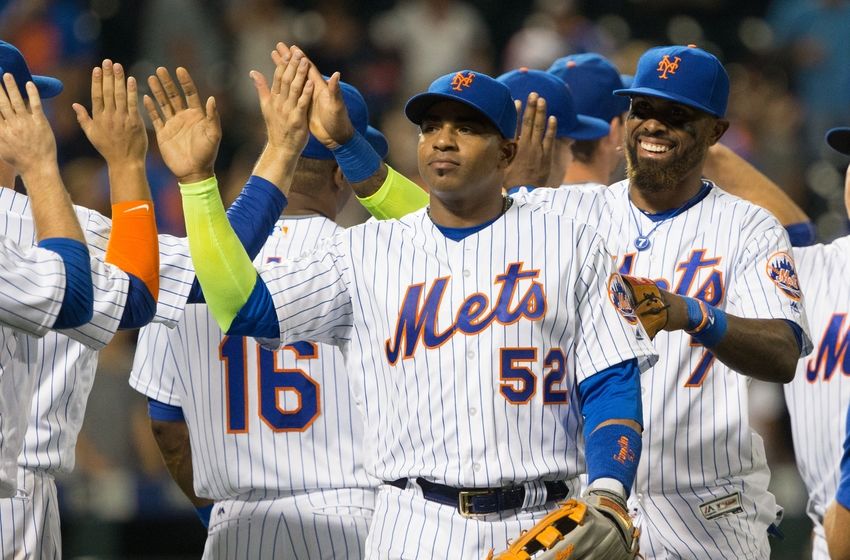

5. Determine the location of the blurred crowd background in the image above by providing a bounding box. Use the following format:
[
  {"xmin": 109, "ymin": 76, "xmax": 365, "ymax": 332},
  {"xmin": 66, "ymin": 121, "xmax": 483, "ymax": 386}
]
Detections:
[{"xmin": 2, "ymin": 0, "xmax": 849, "ymax": 557}]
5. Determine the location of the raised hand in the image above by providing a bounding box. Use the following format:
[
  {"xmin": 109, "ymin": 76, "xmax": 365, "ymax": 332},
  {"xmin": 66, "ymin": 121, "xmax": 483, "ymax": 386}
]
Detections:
[
  {"xmin": 73, "ymin": 60, "xmax": 147, "ymax": 167},
  {"xmin": 251, "ymin": 45, "xmax": 314, "ymax": 157},
  {"xmin": 503, "ymin": 93, "xmax": 557, "ymax": 190},
  {"xmin": 0, "ymin": 73, "xmax": 57, "ymax": 176},
  {"xmin": 273, "ymin": 42, "xmax": 354, "ymax": 149},
  {"xmin": 143, "ymin": 67, "xmax": 221, "ymax": 183}
]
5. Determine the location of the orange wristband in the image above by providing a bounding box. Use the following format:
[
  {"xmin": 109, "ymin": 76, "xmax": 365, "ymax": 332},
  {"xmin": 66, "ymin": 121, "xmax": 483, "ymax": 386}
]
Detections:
[{"xmin": 106, "ymin": 200, "xmax": 160, "ymax": 299}]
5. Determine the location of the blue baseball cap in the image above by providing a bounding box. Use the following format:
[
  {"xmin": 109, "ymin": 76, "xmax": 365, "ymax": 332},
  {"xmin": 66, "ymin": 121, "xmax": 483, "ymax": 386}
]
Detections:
[
  {"xmin": 302, "ymin": 79, "xmax": 388, "ymax": 160},
  {"xmin": 405, "ymin": 70, "xmax": 517, "ymax": 139},
  {"xmin": 547, "ymin": 53, "xmax": 630, "ymax": 123},
  {"xmin": 497, "ymin": 68, "xmax": 609, "ymax": 141},
  {"xmin": 826, "ymin": 127, "xmax": 850, "ymax": 155},
  {"xmin": 614, "ymin": 45, "xmax": 729, "ymax": 118},
  {"xmin": 0, "ymin": 40, "xmax": 63, "ymax": 99}
]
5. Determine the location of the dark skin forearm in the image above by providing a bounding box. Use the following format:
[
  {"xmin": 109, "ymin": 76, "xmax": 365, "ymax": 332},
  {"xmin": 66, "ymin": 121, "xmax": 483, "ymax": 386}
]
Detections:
[
  {"xmin": 825, "ymin": 501, "xmax": 850, "ymax": 560},
  {"xmin": 150, "ymin": 419, "xmax": 213, "ymax": 508},
  {"xmin": 347, "ymin": 162, "xmax": 389, "ymax": 198},
  {"xmin": 663, "ymin": 291, "xmax": 799, "ymax": 383}
]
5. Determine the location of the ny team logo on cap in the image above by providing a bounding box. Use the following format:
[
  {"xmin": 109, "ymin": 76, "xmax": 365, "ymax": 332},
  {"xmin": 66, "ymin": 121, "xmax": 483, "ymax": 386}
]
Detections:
[
  {"xmin": 451, "ymin": 72, "xmax": 475, "ymax": 91},
  {"xmin": 657, "ymin": 55, "xmax": 681, "ymax": 80}
]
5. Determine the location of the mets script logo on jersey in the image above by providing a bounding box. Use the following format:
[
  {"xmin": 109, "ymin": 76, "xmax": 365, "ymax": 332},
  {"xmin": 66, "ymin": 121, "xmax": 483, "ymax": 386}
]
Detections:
[
  {"xmin": 766, "ymin": 251, "xmax": 801, "ymax": 301},
  {"xmin": 657, "ymin": 55, "xmax": 681, "ymax": 79},
  {"xmin": 385, "ymin": 262, "xmax": 546, "ymax": 364},
  {"xmin": 806, "ymin": 313, "xmax": 850, "ymax": 382},
  {"xmin": 451, "ymin": 72, "xmax": 475, "ymax": 91},
  {"xmin": 607, "ymin": 274, "xmax": 637, "ymax": 324}
]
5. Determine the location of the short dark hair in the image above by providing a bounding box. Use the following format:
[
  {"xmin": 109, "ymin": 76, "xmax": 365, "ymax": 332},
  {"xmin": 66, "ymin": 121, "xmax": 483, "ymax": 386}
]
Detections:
[{"xmin": 290, "ymin": 157, "xmax": 337, "ymax": 196}]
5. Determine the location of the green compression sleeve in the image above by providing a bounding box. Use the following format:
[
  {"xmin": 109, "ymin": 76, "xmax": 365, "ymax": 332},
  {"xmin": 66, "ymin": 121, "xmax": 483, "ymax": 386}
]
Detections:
[
  {"xmin": 356, "ymin": 165, "xmax": 429, "ymax": 220},
  {"xmin": 179, "ymin": 176, "xmax": 258, "ymax": 332}
]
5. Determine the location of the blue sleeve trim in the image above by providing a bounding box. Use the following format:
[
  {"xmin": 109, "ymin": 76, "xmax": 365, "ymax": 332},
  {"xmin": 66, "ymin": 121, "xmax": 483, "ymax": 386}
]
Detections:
[
  {"xmin": 227, "ymin": 277, "xmax": 279, "ymax": 338},
  {"xmin": 119, "ymin": 274, "xmax": 156, "ymax": 329},
  {"xmin": 785, "ymin": 221, "xmax": 816, "ymax": 247},
  {"xmin": 837, "ymin": 402, "xmax": 850, "ymax": 509},
  {"xmin": 38, "ymin": 238, "xmax": 93, "ymax": 329},
  {"xmin": 782, "ymin": 319, "xmax": 804, "ymax": 354},
  {"xmin": 195, "ymin": 504, "xmax": 213, "ymax": 528},
  {"xmin": 187, "ymin": 176, "xmax": 286, "ymax": 305},
  {"xmin": 147, "ymin": 397, "xmax": 185, "ymax": 422},
  {"xmin": 577, "ymin": 358, "xmax": 642, "ymax": 432}
]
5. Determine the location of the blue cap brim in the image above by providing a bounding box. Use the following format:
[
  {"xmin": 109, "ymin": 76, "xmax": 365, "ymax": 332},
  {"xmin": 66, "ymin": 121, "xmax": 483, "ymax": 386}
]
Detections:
[
  {"xmin": 613, "ymin": 86, "xmax": 721, "ymax": 118},
  {"xmin": 405, "ymin": 92, "xmax": 514, "ymax": 138},
  {"xmin": 32, "ymin": 75, "xmax": 63, "ymax": 98},
  {"xmin": 563, "ymin": 114, "xmax": 610, "ymax": 140},
  {"xmin": 827, "ymin": 127, "xmax": 850, "ymax": 156}
]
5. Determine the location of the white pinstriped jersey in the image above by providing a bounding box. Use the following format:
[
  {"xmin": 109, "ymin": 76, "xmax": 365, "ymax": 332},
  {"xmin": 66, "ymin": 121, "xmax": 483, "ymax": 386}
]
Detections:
[
  {"xmin": 0, "ymin": 188, "xmax": 197, "ymax": 474},
  {"xmin": 258, "ymin": 202, "xmax": 657, "ymax": 487},
  {"xmin": 131, "ymin": 215, "xmax": 376, "ymax": 499},
  {"xmin": 514, "ymin": 181, "xmax": 812, "ymax": 496},
  {"xmin": 785, "ymin": 236, "xmax": 850, "ymax": 545}
]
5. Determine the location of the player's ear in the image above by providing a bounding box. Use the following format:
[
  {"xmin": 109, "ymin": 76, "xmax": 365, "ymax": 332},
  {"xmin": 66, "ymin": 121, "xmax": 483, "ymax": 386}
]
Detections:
[
  {"xmin": 332, "ymin": 164, "xmax": 348, "ymax": 192},
  {"xmin": 498, "ymin": 139, "xmax": 518, "ymax": 169},
  {"xmin": 709, "ymin": 118, "xmax": 730, "ymax": 145}
]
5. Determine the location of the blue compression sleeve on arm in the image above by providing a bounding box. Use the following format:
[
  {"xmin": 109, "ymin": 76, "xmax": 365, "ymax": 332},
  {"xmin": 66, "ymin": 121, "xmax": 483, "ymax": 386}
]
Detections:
[
  {"xmin": 227, "ymin": 277, "xmax": 279, "ymax": 338},
  {"xmin": 785, "ymin": 221, "xmax": 816, "ymax": 247},
  {"xmin": 578, "ymin": 359, "xmax": 643, "ymax": 495},
  {"xmin": 187, "ymin": 176, "xmax": 287, "ymax": 304},
  {"xmin": 39, "ymin": 238, "xmax": 93, "ymax": 329},
  {"xmin": 119, "ymin": 274, "xmax": 156, "ymax": 329},
  {"xmin": 837, "ymin": 403, "xmax": 850, "ymax": 509},
  {"xmin": 147, "ymin": 398, "xmax": 185, "ymax": 422},
  {"xmin": 332, "ymin": 131, "xmax": 382, "ymax": 183}
]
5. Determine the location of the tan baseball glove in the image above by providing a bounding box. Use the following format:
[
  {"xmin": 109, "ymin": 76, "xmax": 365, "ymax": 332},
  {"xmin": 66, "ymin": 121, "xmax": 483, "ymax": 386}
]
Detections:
[
  {"xmin": 486, "ymin": 490, "xmax": 640, "ymax": 560},
  {"xmin": 619, "ymin": 275, "xmax": 668, "ymax": 340}
]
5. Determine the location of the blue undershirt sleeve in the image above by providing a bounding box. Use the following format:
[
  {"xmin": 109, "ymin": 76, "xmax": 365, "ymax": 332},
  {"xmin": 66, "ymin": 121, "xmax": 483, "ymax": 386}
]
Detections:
[
  {"xmin": 226, "ymin": 276, "xmax": 279, "ymax": 338},
  {"xmin": 785, "ymin": 222, "xmax": 816, "ymax": 248},
  {"xmin": 118, "ymin": 274, "xmax": 157, "ymax": 329},
  {"xmin": 147, "ymin": 398, "xmax": 185, "ymax": 422},
  {"xmin": 187, "ymin": 176, "xmax": 287, "ymax": 304},
  {"xmin": 38, "ymin": 238, "xmax": 93, "ymax": 329}
]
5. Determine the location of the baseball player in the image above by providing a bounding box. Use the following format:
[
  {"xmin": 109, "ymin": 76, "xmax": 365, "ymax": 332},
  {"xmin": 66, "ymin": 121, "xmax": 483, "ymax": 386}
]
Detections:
[
  {"xmin": 0, "ymin": 54, "xmax": 307, "ymax": 558},
  {"xmin": 359, "ymin": 45, "xmax": 813, "ymax": 559},
  {"xmin": 131, "ymin": 54, "xmax": 389, "ymax": 559},
  {"xmin": 0, "ymin": 56, "xmax": 97, "ymax": 505},
  {"xmin": 176, "ymin": 53, "xmax": 660, "ymax": 558},
  {"xmin": 496, "ymin": 67, "xmax": 610, "ymax": 190},
  {"xmin": 700, "ymin": 129, "xmax": 850, "ymax": 559},
  {"xmin": 547, "ymin": 53, "xmax": 632, "ymax": 188},
  {"xmin": 825, "ymin": 387, "xmax": 850, "ymax": 560}
]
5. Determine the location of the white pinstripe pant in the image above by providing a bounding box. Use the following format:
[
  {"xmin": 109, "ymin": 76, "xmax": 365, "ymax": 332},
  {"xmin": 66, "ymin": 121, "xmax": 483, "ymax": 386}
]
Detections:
[
  {"xmin": 203, "ymin": 488, "xmax": 375, "ymax": 559},
  {"xmin": 630, "ymin": 471, "xmax": 778, "ymax": 559},
  {"xmin": 0, "ymin": 468, "xmax": 60, "ymax": 560},
  {"xmin": 365, "ymin": 480, "xmax": 581, "ymax": 559}
]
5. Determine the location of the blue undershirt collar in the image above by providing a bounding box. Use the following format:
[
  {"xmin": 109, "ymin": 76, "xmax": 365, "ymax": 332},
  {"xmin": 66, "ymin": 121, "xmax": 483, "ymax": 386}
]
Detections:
[{"xmin": 639, "ymin": 181, "xmax": 712, "ymax": 222}]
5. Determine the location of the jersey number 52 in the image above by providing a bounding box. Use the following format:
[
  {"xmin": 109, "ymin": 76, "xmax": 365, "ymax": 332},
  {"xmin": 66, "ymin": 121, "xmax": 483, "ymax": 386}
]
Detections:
[{"xmin": 221, "ymin": 337, "xmax": 321, "ymax": 433}]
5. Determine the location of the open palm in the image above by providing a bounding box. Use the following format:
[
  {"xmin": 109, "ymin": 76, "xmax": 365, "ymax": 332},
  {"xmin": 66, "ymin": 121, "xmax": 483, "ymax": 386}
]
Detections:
[{"xmin": 144, "ymin": 67, "xmax": 220, "ymax": 182}]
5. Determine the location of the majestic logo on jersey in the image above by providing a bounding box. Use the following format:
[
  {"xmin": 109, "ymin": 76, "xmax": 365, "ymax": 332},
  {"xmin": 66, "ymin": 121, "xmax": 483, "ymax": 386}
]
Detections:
[
  {"xmin": 607, "ymin": 274, "xmax": 637, "ymax": 324},
  {"xmin": 656, "ymin": 55, "xmax": 681, "ymax": 79},
  {"xmin": 385, "ymin": 262, "xmax": 546, "ymax": 364},
  {"xmin": 699, "ymin": 492, "xmax": 743, "ymax": 520},
  {"xmin": 266, "ymin": 256, "xmax": 282, "ymax": 264},
  {"xmin": 766, "ymin": 251, "xmax": 801, "ymax": 301},
  {"xmin": 451, "ymin": 72, "xmax": 475, "ymax": 91},
  {"xmin": 806, "ymin": 313, "xmax": 850, "ymax": 382}
]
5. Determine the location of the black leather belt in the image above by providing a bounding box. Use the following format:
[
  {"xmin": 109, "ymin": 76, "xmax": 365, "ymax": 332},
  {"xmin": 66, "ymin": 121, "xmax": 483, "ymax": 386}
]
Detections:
[{"xmin": 384, "ymin": 477, "xmax": 570, "ymax": 516}]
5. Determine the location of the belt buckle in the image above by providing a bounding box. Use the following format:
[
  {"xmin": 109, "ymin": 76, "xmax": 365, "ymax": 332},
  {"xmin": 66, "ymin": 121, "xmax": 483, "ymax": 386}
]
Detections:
[{"xmin": 458, "ymin": 489, "xmax": 490, "ymax": 518}]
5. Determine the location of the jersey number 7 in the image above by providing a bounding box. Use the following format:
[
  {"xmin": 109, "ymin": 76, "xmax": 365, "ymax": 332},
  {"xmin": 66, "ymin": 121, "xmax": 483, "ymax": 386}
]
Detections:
[{"xmin": 221, "ymin": 337, "xmax": 321, "ymax": 433}]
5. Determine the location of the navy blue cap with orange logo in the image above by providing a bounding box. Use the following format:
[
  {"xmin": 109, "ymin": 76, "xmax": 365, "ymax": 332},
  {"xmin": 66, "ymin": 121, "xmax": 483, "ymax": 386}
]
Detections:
[
  {"xmin": 614, "ymin": 44, "xmax": 729, "ymax": 118},
  {"xmin": 405, "ymin": 70, "xmax": 517, "ymax": 139},
  {"xmin": 547, "ymin": 53, "xmax": 630, "ymax": 123},
  {"xmin": 497, "ymin": 67, "xmax": 609, "ymax": 140},
  {"xmin": 302, "ymin": 79, "xmax": 388, "ymax": 160},
  {"xmin": 0, "ymin": 40, "xmax": 63, "ymax": 99}
]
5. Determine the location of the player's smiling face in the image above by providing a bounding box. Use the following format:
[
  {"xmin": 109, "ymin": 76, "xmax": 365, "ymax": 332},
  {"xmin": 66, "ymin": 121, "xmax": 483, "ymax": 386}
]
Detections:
[
  {"xmin": 624, "ymin": 96, "xmax": 728, "ymax": 194},
  {"xmin": 417, "ymin": 101, "xmax": 514, "ymax": 199}
]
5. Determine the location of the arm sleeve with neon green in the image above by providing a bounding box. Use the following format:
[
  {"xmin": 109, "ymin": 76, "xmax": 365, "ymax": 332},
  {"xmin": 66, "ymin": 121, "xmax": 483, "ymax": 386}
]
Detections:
[
  {"xmin": 178, "ymin": 176, "xmax": 258, "ymax": 331},
  {"xmin": 356, "ymin": 165, "xmax": 429, "ymax": 220}
]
